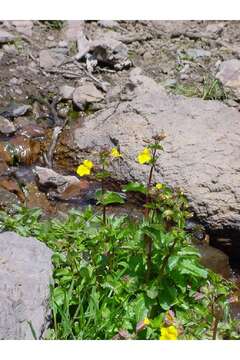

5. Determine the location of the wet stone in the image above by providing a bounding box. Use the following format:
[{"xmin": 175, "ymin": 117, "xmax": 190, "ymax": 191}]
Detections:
[
  {"xmin": 0, "ymin": 178, "xmax": 25, "ymax": 202},
  {"xmin": 34, "ymin": 166, "xmax": 90, "ymax": 201},
  {"xmin": 0, "ymin": 103, "xmax": 31, "ymax": 119},
  {"xmin": 0, "ymin": 186, "xmax": 20, "ymax": 211}
]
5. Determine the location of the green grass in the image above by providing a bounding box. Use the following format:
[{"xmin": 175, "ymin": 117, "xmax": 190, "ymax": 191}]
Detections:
[{"xmin": 167, "ymin": 77, "xmax": 229, "ymax": 101}]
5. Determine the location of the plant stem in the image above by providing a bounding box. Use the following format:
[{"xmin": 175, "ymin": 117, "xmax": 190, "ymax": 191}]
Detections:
[
  {"xmin": 101, "ymin": 163, "xmax": 106, "ymax": 225},
  {"xmin": 212, "ymin": 316, "xmax": 219, "ymax": 340},
  {"xmin": 144, "ymin": 144, "xmax": 158, "ymax": 282},
  {"xmin": 158, "ymin": 237, "xmax": 178, "ymax": 280}
]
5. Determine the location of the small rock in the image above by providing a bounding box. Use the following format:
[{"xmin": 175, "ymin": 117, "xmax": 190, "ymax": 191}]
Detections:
[
  {"xmin": 89, "ymin": 37, "xmax": 131, "ymax": 70},
  {"xmin": 39, "ymin": 49, "xmax": 66, "ymax": 70},
  {"xmin": 0, "ymin": 30, "xmax": 15, "ymax": 44},
  {"xmin": 0, "ymin": 116, "xmax": 16, "ymax": 134},
  {"xmin": 47, "ymin": 35, "xmax": 54, "ymax": 41},
  {"xmin": 2, "ymin": 44, "xmax": 17, "ymax": 56},
  {"xmin": 0, "ymin": 103, "xmax": 31, "ymax": 119},
  {"xmin": 186, "ymin": 48, "xmax": 211, "ymax": 59},
  {"xmin": 216, "ymin": 59, "xmax": 240, "ymax": 98},
  {"xmin": 97, "ymin": 20, "xmax": 119, "ymax": 29},
  {"xmin": 73, "ymin": 83, "xmax": 104, "ymax": 110},
  {"xmin": 11, "ymin": 20, "xmax": 33, "ymax": 37},
  {"xmin": 0, "ymin": 231, "xmax": 53, "ymax": 339},
  {"xmin": 59, "ymin": 85, "xmax": 75, "ymax": 100},
  {"xmin": 34, "ymin": 166, "xmax": 90, "ymax": 201}
]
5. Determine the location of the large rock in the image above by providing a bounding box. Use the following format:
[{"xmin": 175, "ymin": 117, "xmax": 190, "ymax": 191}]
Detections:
[
  {"xmin": 216, "ymin": 59, "xmax": 240, "ymax": 98},
  {"xmin": 0, "ymin": 232, "xmax": 53, "ymax": 339},
  {"xmin": 73, "ymin": 68, "xmax": 240, "ymax": 231}
]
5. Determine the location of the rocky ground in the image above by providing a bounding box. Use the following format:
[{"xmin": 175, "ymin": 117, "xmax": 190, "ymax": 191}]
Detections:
[
  {"xmin": 0, "ymin": 20, "xmax": 240, "ymax": 266},
  {"xmin": 1, "ymin": 19, "xmax": 240, "ymax": 339}
]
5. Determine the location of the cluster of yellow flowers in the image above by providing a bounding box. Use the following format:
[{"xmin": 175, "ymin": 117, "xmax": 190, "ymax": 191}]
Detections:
[
  {"xmin": 76, "ymin": 147, "xmax": 158, "ymax": 177},
  {"xmin": 76, "ymin": 148, "xmax": 122, "ymax": 177},
  {"xmin": 76, "ymin": 160, "xmax": 94, "ymax": 177},
  {"xmin": 143, "ymin": 317, "xmax": 178, "ymax": 340}
]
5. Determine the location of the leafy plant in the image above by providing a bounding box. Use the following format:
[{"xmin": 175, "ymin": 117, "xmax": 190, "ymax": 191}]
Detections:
[
  {"xmin": 40, "ymin": 20, "xmax": 65, "ymax": 30},
  {"xmin": 0, "ymin": 134, "xmax": 239, "ymax": 340}
]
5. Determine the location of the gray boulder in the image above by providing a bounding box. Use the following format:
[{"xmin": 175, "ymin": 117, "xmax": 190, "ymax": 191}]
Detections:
[
  {"xmin": 73, "ymin": 68, "xmax": 240, "ymax": 231},
  {"xmin": 0, "ymin": 232, "xmax": 53, "ymax": 339}
]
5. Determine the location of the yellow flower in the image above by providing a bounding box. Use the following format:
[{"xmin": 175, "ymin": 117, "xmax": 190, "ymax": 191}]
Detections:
[
  {"xmin": 111, "ymin": 148, "xmax": 122, "ymax": 158},
  {"xmin": 76, "ymin": 160, "xmax": 93, "ymax": 177},
  {"xmin": 137, "ymin": 148, "xmax": 152, "ymax": 164},
  {"xmin": 83, "ymin": 160, "xmax": 93, "ymax": 170},
  {"xmin": 143, "ymin": 317, "xmax": 150, "ymax": 326},
  {"xmin": 159, "ymin": 325, "xmax": 178, "ymax": 340},
  {"xmin": 155, "ymin": 183, "xmax": 163, "ymax": 190}
]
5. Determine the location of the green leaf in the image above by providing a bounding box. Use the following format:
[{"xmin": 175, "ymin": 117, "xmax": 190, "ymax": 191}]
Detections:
[
  {"xmin": 159, "ymin": 282, "xmax": 177, "ymax": 310},
  {"xmin": 168, "ymin": 255, "xmax": 179, "ymax": 271},
  {"xmin": 178, "ymin": 246, "xmax": 200, "ymax": 258},
  {"xmin": 180, "ymin": 259, "xmax": 208, "ymax": 278},
  {"xmin": 122, "ymin": 182, "xmax": 147, "ymax": 194},
  {"xmin": 52, "ymin": 287, "xmax": 66, "ymax": 306},
  {"xmin": 146, "ymin": 286, "xmax": 159, "ymax": 300},
  {"xmin": 134, "ymin": 295, "xmax": 148, "ymax": 322},
  {"xmin": 96, "ymin": 191, "xmax": 126, "ymax": 206},
  {"xmin": 159, "ymin": 285, "xmax": 178, "ymax": 310}
]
